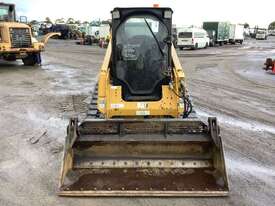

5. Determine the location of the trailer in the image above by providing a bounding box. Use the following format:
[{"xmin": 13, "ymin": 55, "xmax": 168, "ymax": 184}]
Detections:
[
  {"xmin": 229, "ymin": 24, "xmax": 244, "ymax": 44},
  {"xmin": 203, "ymin": 22, "xmax": 230, "ymax": 46}
]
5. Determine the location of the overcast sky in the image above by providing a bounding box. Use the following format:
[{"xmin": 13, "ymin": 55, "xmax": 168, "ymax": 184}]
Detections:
[{"xmin": 6, "ymin": 0, "xmax": 275, "ymax": 28}]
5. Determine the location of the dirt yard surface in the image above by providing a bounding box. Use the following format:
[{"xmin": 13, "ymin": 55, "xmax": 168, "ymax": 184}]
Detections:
[{"xmin": 0, "ymin": 37, "xmax": 275, "ymax": 206}]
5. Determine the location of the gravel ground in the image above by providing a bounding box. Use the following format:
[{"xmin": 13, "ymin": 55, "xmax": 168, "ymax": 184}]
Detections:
[{"xmin": 0, "ymin": 37, "xmax": 275, "ymax": 206}]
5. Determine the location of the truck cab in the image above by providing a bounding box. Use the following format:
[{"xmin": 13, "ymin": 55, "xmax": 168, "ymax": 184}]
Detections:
[{"xmin": 256, "ymin": 29, "xmax": 267, "ymax": 40}]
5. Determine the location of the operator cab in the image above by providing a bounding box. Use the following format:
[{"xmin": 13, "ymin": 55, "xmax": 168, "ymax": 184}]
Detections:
[
  {"xmin": 0, "ymin": 3, "xmax": 16, "ymax": 22},
  {"xmin": 111, "ymin": 8, "xmax": 173, "ymax": 101}
]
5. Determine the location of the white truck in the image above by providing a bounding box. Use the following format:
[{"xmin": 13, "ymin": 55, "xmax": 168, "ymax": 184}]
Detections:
[
  {"xmin": 269, "ymin": 30, "xmax": 275, "ymax": 36},
  {"xmin": 256, "ymin": 29, "xmax": 268, "ymax": 40},
  {"xmin": 98, "ymin": 23, "xmax": 110, "ymax": 39},
  {"xmin": 229, "ymin": 24, "xmax": 244, "ymax": 44}
]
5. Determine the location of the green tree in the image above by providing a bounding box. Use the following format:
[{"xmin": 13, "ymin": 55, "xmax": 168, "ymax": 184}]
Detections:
[
  {"xmin": 55, "ymin": 18, "xmax": 65, "ymax": 24},
  {"xmin": 75, "ymin": 20, "xmax": 81, "ymax": 25},
  {"xmin": 30, "ymin": 20, "xmax": 38, "ymax": 25},
  {"xmin": 268, "ymin": 21, "xmax": 275, "ymax": 30},
  {"xmin": 67, "ymin": 18, "xmax": 75, "ymax": 24},
  {"xmin": 244, "ymin": 23, "xmax": 250, "ymax": 29},
  {"xmin": 45, "ymin": 17, "xmax": 52, "ymax": 24}
]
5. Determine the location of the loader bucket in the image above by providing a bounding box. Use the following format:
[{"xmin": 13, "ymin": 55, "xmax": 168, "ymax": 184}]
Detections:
[{"xmin": 59, "ymin": 117, "xmax": 229, "ymax": 196}]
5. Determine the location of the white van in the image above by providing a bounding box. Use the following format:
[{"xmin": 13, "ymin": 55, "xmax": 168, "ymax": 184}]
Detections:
[{"xmin": 177, "ymin": 28, "xmax": 210, "ymax": 50}]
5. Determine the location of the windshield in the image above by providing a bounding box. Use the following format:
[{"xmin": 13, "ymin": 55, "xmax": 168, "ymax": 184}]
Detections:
[
  {"xmin": 178, "ymin": 32, "xmax": 192, "ymax": 38},
  {"xmin": 115, "ymin": 15, "xmax": 169, "ymax": 95},
  {"xmin": 0, "ymin": 5, "xmax": 14, "ymax": 21},
  {"xmin": 116, "ymin": 15, "xmax": 168, "ymax": 58}
]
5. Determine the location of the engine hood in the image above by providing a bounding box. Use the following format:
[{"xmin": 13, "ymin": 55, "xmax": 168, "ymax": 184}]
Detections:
[{"xmin": 0, "ymin": 22, "xmax": 30, "ymax": 29}]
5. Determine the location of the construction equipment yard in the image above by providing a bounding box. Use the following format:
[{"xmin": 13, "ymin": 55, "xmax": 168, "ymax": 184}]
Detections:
[{"xmin": 0, "ymin": 36, "xmax": 275, "ymax": 205}]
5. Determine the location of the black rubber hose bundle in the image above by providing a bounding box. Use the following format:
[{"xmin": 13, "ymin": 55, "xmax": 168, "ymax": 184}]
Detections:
[{"xmin": 183, "ymin": 96, "xmax": 193, "ymax": 118}]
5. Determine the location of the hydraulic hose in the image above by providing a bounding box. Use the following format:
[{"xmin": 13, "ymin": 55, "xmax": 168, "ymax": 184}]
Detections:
[{"xmin": 182, "ymin": 96, "xmax": 193, "ymax": 118}]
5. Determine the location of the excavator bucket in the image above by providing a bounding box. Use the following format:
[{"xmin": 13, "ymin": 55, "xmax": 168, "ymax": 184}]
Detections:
[{"xmin": 59, "ymin": 97, "xmax": 228, "ymax": 197}]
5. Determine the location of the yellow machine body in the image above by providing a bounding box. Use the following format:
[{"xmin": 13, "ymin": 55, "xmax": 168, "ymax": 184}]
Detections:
[
  {"xmin": 0, "ymin": 22, "xmax": 59, "ymax": 55},
  {"xmin": 97, "ymin": 43, "xmax": 185, "ymax": 118},
  {"xmin": 0, "ymin": 3, "xmax": 60, "ymax": 62}
]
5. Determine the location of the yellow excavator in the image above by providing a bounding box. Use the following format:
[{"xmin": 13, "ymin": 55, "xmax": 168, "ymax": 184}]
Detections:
[
  {"xmin": 0, "ymin": 2, "xmax": 60, "ymax": 65},
  {"xmin": 59, "ymin": 7, "xmax": 229, "ymax": 196}
]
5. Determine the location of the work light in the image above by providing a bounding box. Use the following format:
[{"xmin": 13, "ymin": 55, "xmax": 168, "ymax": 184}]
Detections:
[
  {"xmin": 164, "ymin": 10, "xmax": 172, "ymax": 19},
  {"xmin": 112, "ymin": 10, "xmax": 120, "ymax": 19}
]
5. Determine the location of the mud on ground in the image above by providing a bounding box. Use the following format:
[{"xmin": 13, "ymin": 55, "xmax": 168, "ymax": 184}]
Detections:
[{"xmin": 0, "ymin": 38, "xmax": 275, "ymax": 206}]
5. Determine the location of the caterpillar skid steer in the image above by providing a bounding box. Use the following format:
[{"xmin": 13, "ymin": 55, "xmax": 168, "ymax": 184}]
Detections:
[{"xmin": 59, "ymin": 7, "xmax": 229, "ymax": 196}]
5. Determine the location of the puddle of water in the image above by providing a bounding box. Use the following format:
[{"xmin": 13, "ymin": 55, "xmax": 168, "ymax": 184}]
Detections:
[
  {"xmin": 26, "ymin": 110, "xmax": 68, "ymax": 144},
  {"xmin": 258, "ymin": 107, "xmax": 275, "ymax": 116},
  {"xmin": 236, "ymin": 67, "xmax": 275, "ymax": 85},
  {"xmin": 227, "ymin": 155, "xmax": 275, "ymax": 186},
  {"xmin": 0, "ymin": 159, "xmax": 21, "ymax": 170},
  {"xmin": 27, "ymin": 110, "xmax": 67, "ymax": 130},
  {"xmin": 228, "ymin": 157, "xmax": 275, "ymax": 177},
  {"xmin": 42, "ymin": 63, "xmax": 95, "ymax": 95},
  {"xmin": 238, "ymin": 46, "xmax": 251, "ymax": 50},
  {"xmin": 196, "ymin": 109, "xmax": 275, "ymax": 134},
  {"xmin": 247, "ymin": 49, "xmax": 275, "ymax": 56},
  {"xmin": 43, "ymin": 63, "xmax": 77, "ymax": 79}
]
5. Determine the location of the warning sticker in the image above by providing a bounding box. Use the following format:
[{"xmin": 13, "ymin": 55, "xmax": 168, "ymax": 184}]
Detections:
[
  {"xmin": 111, "ymin": 103, "xmax": 124, "ymax": 109},
  {"xmin": 136, "ymin": 111, "xmax": 150, "ymax": 116}
]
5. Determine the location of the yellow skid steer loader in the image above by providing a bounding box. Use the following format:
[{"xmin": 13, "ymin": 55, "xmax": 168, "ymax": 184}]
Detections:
[{"xmin": 59, "ymin": 7, "xmax": 229, "ymax": 196}]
